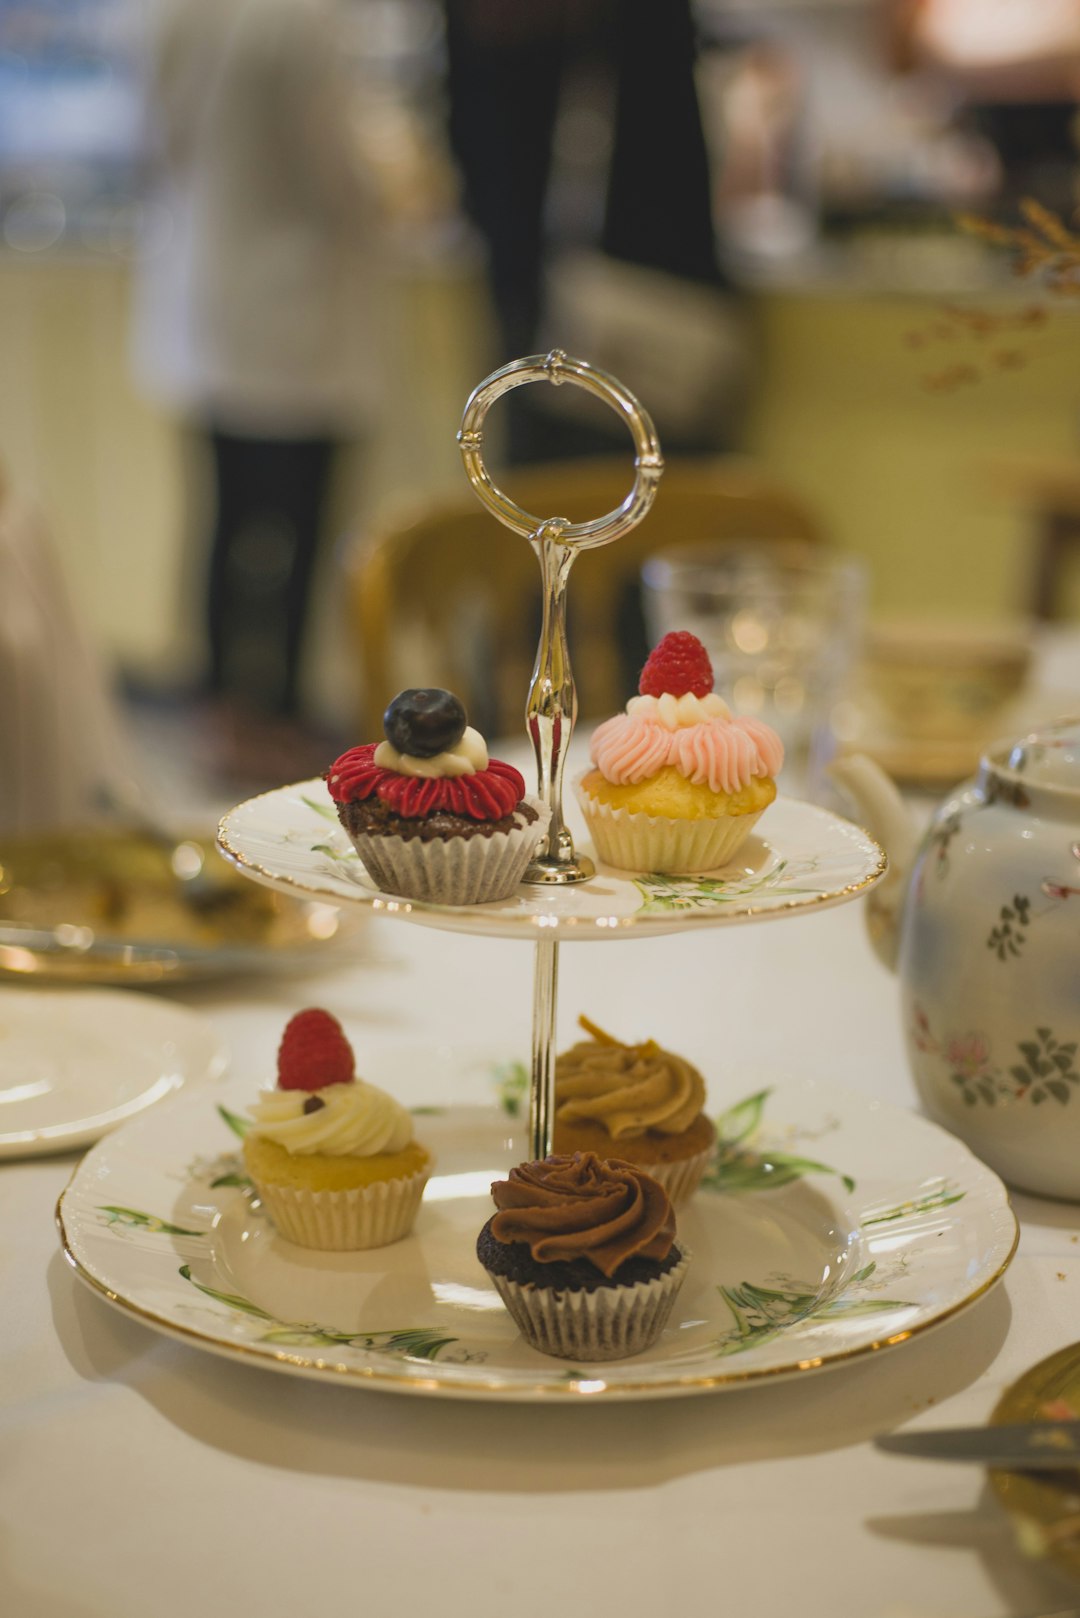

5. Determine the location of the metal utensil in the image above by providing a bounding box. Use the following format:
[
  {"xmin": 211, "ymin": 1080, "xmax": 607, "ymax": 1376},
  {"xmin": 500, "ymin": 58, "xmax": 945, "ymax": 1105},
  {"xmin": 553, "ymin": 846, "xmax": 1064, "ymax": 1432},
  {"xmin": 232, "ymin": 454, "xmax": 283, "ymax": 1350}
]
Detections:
[{"xmin": 876, "ymin": 1421, "xmax": 1080, "ymax": 1470}]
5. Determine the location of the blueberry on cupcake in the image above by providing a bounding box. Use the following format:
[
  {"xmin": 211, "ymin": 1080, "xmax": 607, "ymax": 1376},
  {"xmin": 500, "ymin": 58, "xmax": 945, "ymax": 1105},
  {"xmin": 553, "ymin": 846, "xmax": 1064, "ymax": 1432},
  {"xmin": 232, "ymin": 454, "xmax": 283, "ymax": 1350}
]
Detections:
[
  {"xmin": 477, "ymin": 1152, "xmax": 690, "ymax": 1361},
  {"xmin": 326, "ymin": 689, "xmax": 549, "ymax": 905}
]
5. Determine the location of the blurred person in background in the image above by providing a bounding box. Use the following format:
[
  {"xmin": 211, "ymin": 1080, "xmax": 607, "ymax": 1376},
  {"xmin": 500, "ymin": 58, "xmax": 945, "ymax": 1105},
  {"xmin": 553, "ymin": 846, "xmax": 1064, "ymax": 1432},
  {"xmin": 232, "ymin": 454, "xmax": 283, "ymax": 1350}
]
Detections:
[
  {"xmin": 443, "ymin": 0, "xmax": 742, "ymax": 464},
  {"xmin": 131, "ymin": 0, "xmax": 381, "ymax": 781},
  {"xmin": 891, "ymin": 0, "xmax": 1080, "ymax": 215}
]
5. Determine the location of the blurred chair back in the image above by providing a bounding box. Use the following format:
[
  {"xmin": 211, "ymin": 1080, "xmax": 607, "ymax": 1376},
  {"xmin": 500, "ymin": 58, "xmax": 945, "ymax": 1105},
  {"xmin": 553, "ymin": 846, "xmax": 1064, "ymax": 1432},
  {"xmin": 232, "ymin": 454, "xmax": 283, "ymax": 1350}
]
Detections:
[{"xmin": 346, "ymin": 456, "xmax": 822, "ymax": 738}]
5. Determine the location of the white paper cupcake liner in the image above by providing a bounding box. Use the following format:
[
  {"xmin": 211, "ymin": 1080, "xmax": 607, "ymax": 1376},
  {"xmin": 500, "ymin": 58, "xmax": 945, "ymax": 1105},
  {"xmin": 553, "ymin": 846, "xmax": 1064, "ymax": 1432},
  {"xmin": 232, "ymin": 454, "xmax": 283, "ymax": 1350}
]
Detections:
[
  {"xmin": 489, "ymin": 1248, "xmax": 690, "ymax": 1362},
  {"xmin": 253, "ymin": 1165, "xmax": 430, "ymax": 1251},
  {"xmin": 575, "ymin": 782, "xmax": 762, "ymax": 875},
  {"xmin": 642, "ymin": 1138, "xmax": 716, "ymax": 1206},
  {"xmin": 347, "ymin": 797, "xmax": 550, "ymax": 905}
]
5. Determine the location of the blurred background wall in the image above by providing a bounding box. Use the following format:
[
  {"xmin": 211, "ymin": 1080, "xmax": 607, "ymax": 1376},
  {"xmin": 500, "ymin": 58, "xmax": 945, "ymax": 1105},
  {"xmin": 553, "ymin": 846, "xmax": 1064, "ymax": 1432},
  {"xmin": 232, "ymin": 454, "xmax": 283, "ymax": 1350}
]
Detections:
[{"xmin": 0, "ymin": 0, "xmax": 1078, "ymax": 736}]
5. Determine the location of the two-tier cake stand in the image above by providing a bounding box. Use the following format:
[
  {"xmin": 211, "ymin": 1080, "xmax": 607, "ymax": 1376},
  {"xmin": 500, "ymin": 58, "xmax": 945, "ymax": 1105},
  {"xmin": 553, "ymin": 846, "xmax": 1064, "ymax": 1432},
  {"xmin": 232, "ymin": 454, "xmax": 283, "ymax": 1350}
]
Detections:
[
  {"xmin": 219, "ymin": 350, "xmax": 887, "ymax": 1161},
  {"xmin": 55, "ymin": 355, "xmax": 1017, "ymax": 1403}
]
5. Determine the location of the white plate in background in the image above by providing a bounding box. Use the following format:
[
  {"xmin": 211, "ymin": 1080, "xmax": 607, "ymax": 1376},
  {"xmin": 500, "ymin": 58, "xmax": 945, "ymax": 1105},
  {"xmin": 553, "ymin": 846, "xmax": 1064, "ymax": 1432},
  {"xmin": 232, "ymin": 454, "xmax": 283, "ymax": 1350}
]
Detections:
[{"xmin": 0, "ymin": 987, "xmax": 227, "ymax": 1158}]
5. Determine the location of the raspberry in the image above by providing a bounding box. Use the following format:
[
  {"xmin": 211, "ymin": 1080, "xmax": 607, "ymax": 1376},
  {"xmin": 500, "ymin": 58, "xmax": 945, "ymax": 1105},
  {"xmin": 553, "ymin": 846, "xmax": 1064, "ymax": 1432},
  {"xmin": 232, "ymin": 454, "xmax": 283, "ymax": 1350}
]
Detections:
[
  {"xmin": 638, "ymin": 631, "xmax": 714, "ymax": 699},
  {"xmin": 277, "ymin": 1008, "xmax": 355, "ymax": 1091}
]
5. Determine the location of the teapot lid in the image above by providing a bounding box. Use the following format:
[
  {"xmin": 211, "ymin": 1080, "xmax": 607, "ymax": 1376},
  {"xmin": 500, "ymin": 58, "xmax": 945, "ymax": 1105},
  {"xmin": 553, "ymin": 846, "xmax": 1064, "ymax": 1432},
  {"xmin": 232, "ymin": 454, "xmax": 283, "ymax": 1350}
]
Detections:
[{"xmin": 993, "ymin": 717, "xmax": 1080, "ymax": 794}]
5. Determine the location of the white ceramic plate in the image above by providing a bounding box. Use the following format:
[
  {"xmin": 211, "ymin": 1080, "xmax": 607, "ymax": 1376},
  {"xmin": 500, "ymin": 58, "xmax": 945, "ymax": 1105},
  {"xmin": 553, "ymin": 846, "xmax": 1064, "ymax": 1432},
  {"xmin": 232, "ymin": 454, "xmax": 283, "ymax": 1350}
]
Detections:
[
  {"xmin": 216, "ymin": 782, "xmax": 885, "ymax": 940},
  {"xmin": 0, "ymin": 988, "xmax": 227, "ymax": 1158},
  {"xmin": 58, "ymin": 1065, "xmax": 1016, "ymax": 1400}
]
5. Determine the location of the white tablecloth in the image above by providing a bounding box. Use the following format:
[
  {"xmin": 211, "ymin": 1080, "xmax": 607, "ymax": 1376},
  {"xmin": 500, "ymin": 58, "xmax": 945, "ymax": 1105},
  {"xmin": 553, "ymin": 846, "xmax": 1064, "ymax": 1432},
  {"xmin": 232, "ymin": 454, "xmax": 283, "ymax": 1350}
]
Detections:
[
  {"xmin": 7, "ymin": 622, "xmax": 1080, "ymax": 1618},
  {"xmin": 4, "ymin": 893, "xmax": 1080, "ymax": 1618}
]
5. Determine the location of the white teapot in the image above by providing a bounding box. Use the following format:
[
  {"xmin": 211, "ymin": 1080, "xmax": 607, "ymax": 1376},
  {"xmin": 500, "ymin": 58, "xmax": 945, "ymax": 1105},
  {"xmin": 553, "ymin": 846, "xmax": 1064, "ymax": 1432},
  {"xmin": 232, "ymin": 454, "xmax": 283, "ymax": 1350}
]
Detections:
[{"xmin": 832, "ymin": 719, "xmax": 1080, "ymax": 1200}]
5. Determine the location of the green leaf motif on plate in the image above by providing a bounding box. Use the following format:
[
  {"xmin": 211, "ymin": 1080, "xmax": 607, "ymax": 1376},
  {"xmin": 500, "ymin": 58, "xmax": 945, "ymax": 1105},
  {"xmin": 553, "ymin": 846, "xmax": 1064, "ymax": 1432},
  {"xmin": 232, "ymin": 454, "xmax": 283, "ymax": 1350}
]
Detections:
[
  {"xmin": 178, "ymin": 1266, "xmax": 459, "ymax": 1361},
  {"xmin": 180, "ymin": 1265, "xmax": 275, "ymax": 1318},
  {"xmin": 311, "ymin": 845, "xmax": 370, "ymax": 888},
  {"xmin": 714, "ymin": 1263, "xmax": 915, "ymax": 1357},
  {"xmin": 492, "ymin": 1060, "xmax": 529, "ymax": 1118},
  {"xmin": 702, "ymin": 1087, "xmax": 856, "ymax": 1195},
  {"xmin": 311, "ymin": 842, "xmax": 359, "ymax": 863},
  {"xmin": 300, "ymin": 795, "xmax": 338, "ymax": 822},
  {"xmin": 634, "ymin": 857, "xmax": 822, "ymax": 915},
  {"xmin": 98, "ymin": 1206, "xmax": 206, "ymax": 1237},
  {"xmin": 217, "ymin": 1104, "xmax": 251, "ymax": 1139},
  {"xmin": 861, "ymin": 1178, "xmax": 966, "ymax": 1226}
]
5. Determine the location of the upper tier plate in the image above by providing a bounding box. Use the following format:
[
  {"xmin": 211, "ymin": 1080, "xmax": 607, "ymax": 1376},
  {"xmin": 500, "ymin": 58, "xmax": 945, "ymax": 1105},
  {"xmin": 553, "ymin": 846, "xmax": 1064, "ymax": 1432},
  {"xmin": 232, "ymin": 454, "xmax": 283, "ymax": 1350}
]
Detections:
[{"xmin": 217, "ymin": 782, "xmax": 885, "ymax": 941}]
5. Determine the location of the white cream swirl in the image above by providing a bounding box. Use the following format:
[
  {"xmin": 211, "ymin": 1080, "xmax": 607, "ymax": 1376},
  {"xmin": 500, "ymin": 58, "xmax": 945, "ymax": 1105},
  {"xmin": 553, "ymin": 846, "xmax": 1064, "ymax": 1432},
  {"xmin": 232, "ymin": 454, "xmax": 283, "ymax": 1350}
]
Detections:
[
  {"xmin": 626, "ymin": 692, "xmax": 731, "ymax": 729},
  {"xmin": 373, "ymin": 725, "xmax": 488, "ymax": 778},
  {"xmin": 247, "ymin": 1081, "xmax": 414, "ymax": 1157}
]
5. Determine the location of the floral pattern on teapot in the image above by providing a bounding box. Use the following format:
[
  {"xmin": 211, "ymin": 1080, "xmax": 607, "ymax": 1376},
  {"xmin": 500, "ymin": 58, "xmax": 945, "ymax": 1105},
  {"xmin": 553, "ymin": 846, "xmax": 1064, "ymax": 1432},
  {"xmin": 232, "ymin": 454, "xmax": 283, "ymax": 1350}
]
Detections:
[
  {"xmin": 836, "ymin": 717, "xmax": 1080, "ymax": 1201},
  {"xmin": 911, "ymin": 1005, "xmax": 1079, "ymax": 1109},
  {"xmin": 899, "ymin": 720, "xmax": 1080, "ymax": 1198}
]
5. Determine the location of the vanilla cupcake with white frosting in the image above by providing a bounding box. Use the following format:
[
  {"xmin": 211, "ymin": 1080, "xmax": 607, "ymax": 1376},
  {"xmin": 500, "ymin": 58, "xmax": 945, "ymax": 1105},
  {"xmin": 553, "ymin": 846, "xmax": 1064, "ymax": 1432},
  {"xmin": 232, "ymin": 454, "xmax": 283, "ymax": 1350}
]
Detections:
[
  {"xmin": 576, "ymin": 631, "xmax": 783, "ymax": 873},
  {"xmin": 243, "ymin": 1008, "xmax": 431, "ymax": 1250}
]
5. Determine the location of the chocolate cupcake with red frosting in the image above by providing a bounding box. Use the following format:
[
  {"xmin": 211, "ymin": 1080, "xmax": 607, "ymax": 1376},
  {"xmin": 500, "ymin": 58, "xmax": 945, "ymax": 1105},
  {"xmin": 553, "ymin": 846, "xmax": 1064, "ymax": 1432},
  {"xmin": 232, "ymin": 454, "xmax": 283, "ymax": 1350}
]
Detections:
[
  {"xmin": 477, "ymin": 1152, "xmax": 690, "ymax": 1361},
  {"xmin": 326, "ymin": 688, "xmax": 549, "ymax": 905}
]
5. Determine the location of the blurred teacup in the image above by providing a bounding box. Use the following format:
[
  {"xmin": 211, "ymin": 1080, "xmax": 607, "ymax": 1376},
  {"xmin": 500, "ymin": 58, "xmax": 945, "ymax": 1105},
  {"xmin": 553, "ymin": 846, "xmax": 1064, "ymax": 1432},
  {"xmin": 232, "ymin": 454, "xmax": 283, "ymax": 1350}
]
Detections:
[
  {"xmin": 860, "ymin": 618, "xmax": 1033, "ymax": 746},
  {"xmin": 641, "ymin": 542, "xmax": 867, "ymax": 799}
]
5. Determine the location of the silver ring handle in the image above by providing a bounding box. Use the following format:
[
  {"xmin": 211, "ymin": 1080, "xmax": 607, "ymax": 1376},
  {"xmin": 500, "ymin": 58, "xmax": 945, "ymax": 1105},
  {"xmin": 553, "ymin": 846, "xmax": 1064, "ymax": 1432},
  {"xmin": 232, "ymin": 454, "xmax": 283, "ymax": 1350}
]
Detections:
[{"xmin": 457, "ymin": 349, "xmax": 664, "ymax": 545}]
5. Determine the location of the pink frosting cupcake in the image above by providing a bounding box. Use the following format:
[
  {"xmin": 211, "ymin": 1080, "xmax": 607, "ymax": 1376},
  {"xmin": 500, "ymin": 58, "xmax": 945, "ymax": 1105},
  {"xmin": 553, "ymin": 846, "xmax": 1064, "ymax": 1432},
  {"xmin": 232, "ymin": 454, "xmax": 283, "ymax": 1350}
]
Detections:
[{"xmin": 576, "ymin": 631, "xmax": 784, "ymax": 873}]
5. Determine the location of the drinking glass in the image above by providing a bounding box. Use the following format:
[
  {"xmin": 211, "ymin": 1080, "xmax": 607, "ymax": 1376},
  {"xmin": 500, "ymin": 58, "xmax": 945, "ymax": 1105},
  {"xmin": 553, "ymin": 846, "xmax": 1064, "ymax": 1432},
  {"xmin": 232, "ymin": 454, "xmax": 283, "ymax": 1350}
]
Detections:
[{"xmin": 641, "ymin": 543, "xmax": 867, "ymax": 800}]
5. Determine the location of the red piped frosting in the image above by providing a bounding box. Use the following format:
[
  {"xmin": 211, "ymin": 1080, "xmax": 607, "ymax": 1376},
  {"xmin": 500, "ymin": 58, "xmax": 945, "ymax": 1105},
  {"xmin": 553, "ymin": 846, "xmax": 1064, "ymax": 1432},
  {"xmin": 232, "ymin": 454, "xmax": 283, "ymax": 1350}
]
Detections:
[
  {"xmin": 326, "ymin": 744, "xmax": 526, "ymax": 821},
  {"xmin": 639, "ymin": 631, "xmax": 713, "ymax": 699},
  {"xmin": 277, "ymin": 1008, "xmax": 355, "ymax": 1092}
]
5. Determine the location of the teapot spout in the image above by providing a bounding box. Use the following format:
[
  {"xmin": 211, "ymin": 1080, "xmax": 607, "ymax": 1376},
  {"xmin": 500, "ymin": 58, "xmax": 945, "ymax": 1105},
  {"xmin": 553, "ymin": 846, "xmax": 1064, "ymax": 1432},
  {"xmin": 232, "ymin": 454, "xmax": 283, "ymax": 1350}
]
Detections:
[{"xmin": 828, "ymin": 753, "xmax": 919, "ymax": 972}]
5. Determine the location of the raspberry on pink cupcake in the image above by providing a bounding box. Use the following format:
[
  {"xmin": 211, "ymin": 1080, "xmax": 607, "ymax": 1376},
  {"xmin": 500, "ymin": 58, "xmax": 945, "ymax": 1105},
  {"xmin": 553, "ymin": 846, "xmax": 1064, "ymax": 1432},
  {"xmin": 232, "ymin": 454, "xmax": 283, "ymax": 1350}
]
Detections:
[{"xmin": 576, "ymin": 631, "xmax": 784, "ymax": 874}]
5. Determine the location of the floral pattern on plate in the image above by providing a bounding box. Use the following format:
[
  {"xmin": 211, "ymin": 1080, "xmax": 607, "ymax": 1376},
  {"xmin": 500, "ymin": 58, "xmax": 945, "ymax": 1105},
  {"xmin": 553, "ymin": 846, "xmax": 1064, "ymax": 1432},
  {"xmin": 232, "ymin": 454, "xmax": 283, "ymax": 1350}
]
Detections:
[
  {"xmin": 58, "ymin": 1067, "xmax": 1016, "ymax": 1401},
  {"xmin": 216, "ymin": 783, "xmax": 885, "ymax": 940}
]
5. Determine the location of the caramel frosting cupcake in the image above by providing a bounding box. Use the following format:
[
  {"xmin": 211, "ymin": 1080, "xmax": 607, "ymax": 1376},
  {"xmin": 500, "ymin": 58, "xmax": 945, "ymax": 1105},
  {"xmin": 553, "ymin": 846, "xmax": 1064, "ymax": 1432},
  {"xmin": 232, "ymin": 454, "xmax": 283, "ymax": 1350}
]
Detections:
[
  {"xmin": 476, "ymin": 1152, "xmax": 690, "ymax": 1361},
  {"xmin": 553, "ymin": 1016, "xmax": 716, "ymax": 1203}
]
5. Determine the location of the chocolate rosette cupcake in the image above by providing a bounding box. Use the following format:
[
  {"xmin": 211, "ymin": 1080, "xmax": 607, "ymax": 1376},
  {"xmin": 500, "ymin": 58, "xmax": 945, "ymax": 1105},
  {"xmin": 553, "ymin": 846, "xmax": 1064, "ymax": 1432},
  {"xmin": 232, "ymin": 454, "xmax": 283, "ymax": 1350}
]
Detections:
[
  {"xmin": 477, "ymin": 1152, "xmax": 690, "ymax": 1361},
  {"xmin": 326, "ymin": 688, "xmax": 549, "ymax": 905}
]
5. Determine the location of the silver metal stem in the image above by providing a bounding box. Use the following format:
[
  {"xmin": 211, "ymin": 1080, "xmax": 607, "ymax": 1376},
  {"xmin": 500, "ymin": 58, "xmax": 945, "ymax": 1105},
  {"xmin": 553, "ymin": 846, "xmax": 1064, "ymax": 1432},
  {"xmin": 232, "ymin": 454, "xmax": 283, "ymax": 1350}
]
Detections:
[
  {"xmin": 525, "ymin": 521, "xmax": 593, "ymax": 883},
  {"xmin": 456, "ymin": 351, "xmax": 664, "ymax": 1160},
  {"xmin": 529, "ymin": 936, "xmax": 560, "ymax": 1158}
]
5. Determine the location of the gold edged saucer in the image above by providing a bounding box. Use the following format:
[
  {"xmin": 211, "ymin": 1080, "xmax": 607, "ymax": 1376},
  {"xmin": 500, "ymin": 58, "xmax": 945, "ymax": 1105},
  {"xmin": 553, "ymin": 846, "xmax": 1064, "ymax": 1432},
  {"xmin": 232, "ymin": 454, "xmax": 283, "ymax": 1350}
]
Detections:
[
  {"xmin": 0, "ymin": 826, "xmax": 361, "ymax": 984},
  {"xmin": 991, "ymin": 1343, "xmax": 1080, "ymax": 1581}
]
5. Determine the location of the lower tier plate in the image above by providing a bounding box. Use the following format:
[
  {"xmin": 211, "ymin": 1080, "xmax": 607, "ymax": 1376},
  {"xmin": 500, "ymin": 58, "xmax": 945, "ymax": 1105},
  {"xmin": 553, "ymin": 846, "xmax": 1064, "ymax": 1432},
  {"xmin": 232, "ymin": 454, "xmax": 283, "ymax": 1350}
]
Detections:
[{"xmin": 57, "ymin": 1067, "xmax": 1017, "ymax": 1401}]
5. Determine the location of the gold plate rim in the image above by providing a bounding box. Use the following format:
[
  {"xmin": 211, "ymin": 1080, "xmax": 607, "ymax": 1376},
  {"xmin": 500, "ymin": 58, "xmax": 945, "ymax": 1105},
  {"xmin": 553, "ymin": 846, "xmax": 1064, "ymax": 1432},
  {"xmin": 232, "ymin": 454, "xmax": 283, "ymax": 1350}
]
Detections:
[{"xmin": 56, "ymin": 1098, "xmax": 1018, "ymax": 1403}]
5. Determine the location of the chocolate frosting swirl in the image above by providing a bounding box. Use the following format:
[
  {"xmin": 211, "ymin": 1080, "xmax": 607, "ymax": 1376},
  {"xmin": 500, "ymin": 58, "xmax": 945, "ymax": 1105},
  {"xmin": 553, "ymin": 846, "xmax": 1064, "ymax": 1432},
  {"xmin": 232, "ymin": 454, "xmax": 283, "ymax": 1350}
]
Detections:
[{"xmin": 489, "ymin": 1152, "xmax": 676, "ymax": 1278}]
